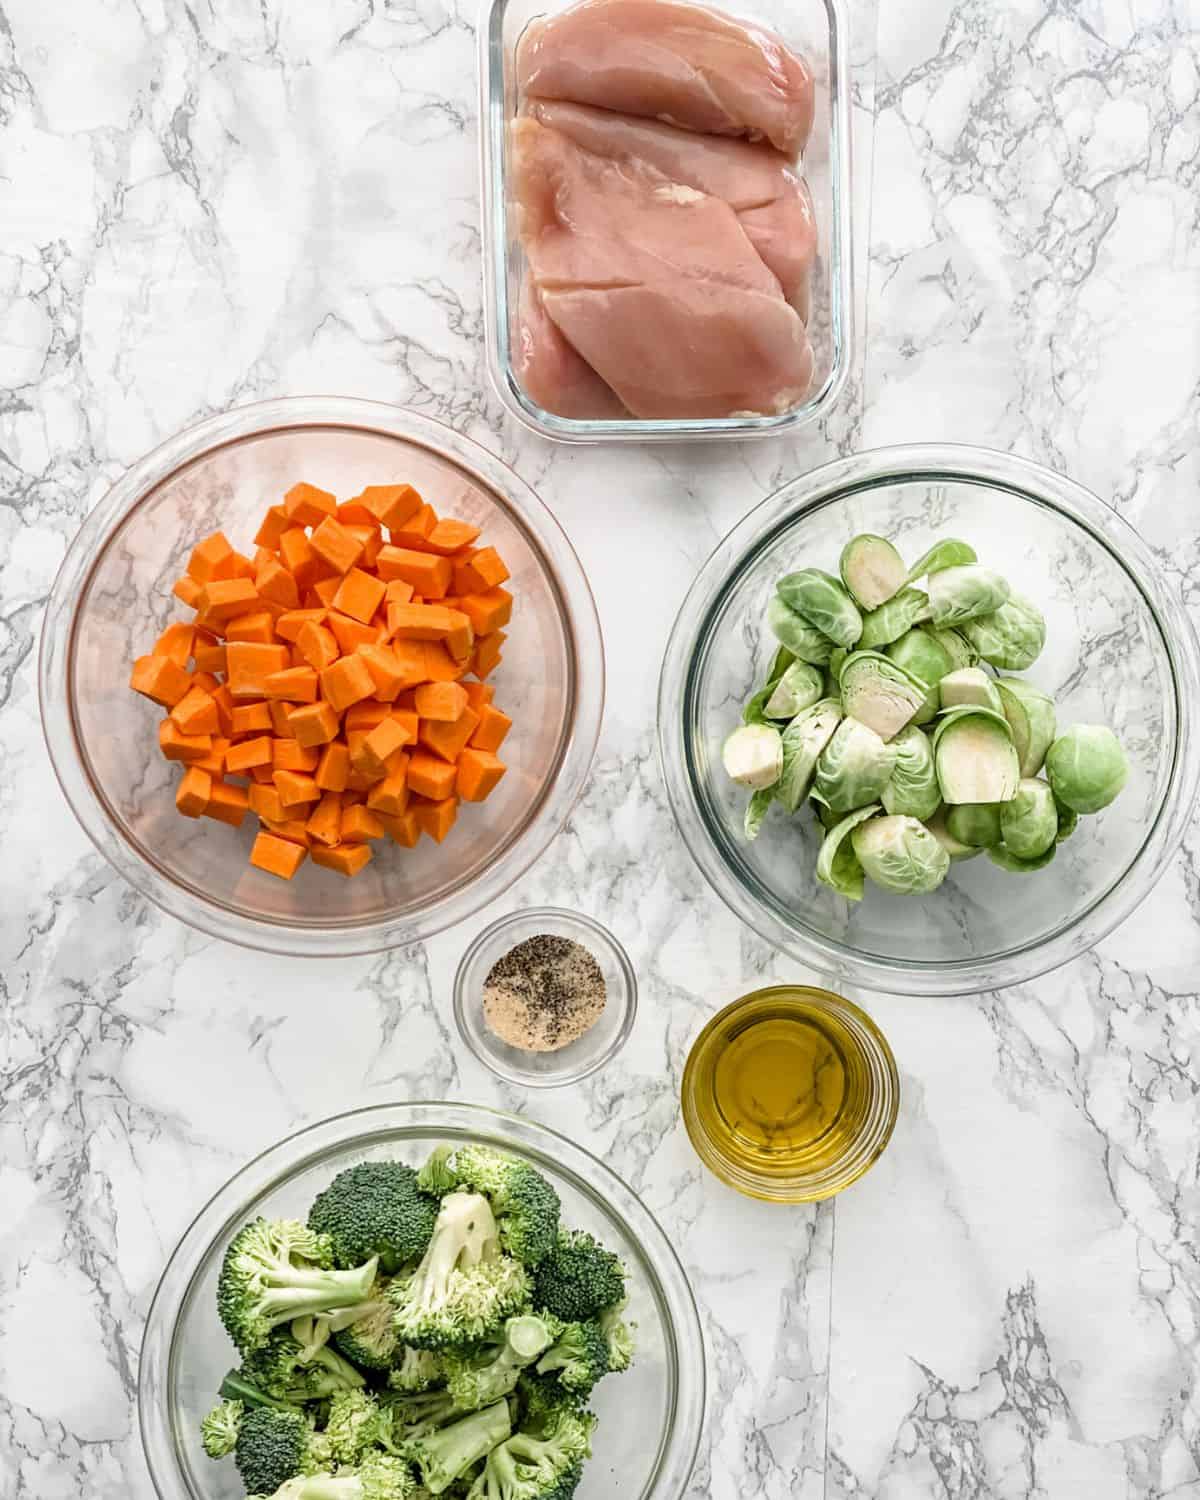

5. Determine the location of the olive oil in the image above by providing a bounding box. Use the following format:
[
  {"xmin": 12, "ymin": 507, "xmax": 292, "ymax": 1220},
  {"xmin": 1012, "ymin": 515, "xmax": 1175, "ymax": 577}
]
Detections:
[{"xmin": 681, "ymin": 986, "xmax": 899, "ymax": 1202}]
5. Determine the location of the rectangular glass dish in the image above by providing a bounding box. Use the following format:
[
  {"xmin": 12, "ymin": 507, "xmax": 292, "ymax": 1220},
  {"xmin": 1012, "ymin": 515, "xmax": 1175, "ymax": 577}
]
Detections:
[{"xmin": 479, "ymin": 0, "xmax": 853, "ymax": 442}]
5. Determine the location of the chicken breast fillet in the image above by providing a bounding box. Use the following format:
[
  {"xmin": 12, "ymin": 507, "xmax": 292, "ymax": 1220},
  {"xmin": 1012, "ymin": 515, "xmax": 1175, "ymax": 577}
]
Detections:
[
  {"xmin": 511, "ymin": 118, "xmax": 813, "ymax": 419},
  {"xmin": 528, "ymin": 98, "xmax": 816, "ymax": 316},
  {"xmin": 517, "ymin": 0, "xmax": 814, "ymax": 157},
  {"xmin": 513, "ymin": 273, "xmax": 627, "ymax": 419}
]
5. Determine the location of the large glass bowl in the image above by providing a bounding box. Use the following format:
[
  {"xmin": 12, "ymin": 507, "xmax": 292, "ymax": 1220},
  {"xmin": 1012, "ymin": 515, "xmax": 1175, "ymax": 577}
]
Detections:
[
  {"xmin": 137, "ymin": 1103, "xmax": 705, "ymax": 1500},
  {"xmin": 40, "ymin": 398, "xmax": 604, "ymax": 956},
  {"xmin": 658, "ymin": 444, "xmax": 1200, "ymax": 996}
]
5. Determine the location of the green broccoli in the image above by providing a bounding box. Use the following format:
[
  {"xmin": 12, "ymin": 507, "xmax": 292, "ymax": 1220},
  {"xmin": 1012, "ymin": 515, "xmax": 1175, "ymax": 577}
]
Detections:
[
  {"xmin": 597, "ymin": 1300, "xmax": 634, "ymax": 1374},
  {"xmin": 534, "ymin": 1323, "xmax": 610, "ymax": 1399},
  {"xmin": 465, "ymin": 1406, "xmax": 595, "ymax": 1500},
  {"xmin": 531, "ymin": 1231, "xmax": 625, "ymax": 1324},
  {"xmin": 388, "ymin": 1346, "xmax": 449, "ymax": 1393},
  {"xmin": 233, "ymin": 1405, "xmax": 331, "ymax": 1497},
  {"xmin": 255, "ymin": 1450, "xmax": 418, "ymax": 1498},
  {"xmin": 201, "ymin": 1397, "xmax": 244, "ymax": 1458},
  {"xmin": 417, "ymin": 1146, "xmax": 459, "ymax": 1198},
  {"xmin": 217, "ymin": 1218, "xmax": 380, "ymax": 1355},
  {"xmin": 402, "ymin": 1400, "xmax": 512, "ymax": 1495},
  {"xmin": 437, "ymin": 1148, "xmax": 561, "ymax": 1266},
  {"xmin": 381, "ymin": 1387, "xmax": 463, "ymax": 1439},
  {"xmin": 309, "ymin": 1161, "xmax": 440, "ymax": 1273},
  {"xmin": 322, "ymin": 1389, "xmax": 396, "ymax": 1465},
  {"xmin": 443, "ymin": 1316, "xmax": 558, "ymax": 1412},
  {"xmin": 389, "ymin": 1192, "xmax": 529, "ymax": 1350},
  {"xmin": 239, "ymin": 1330, "xmax": 366, "ymax": 1404},
  {"xmin": 332, "ymin": 1279, "xmax": 402, "ymax": 1372}
]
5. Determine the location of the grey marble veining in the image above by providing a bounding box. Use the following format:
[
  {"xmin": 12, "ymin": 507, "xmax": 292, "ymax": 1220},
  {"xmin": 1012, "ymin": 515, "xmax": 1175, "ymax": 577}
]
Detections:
[{"xmin": 0, "ymin": 1, "xmax": 1196, "ymax": 1499}]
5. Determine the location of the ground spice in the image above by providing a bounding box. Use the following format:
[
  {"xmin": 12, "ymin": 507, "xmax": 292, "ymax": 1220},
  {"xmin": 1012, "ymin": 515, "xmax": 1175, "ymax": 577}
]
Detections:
[{"xmin": 482, "ymin": 933, "xmax": 607, "ymax": 1053}]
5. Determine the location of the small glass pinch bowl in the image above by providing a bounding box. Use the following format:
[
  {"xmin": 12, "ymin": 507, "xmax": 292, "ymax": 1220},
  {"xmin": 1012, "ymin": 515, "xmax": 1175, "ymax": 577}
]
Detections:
[
  {"xmin": 454, "ymin": 907, "xmax": 638, "ymax": 1086},
  {"xmin": 658, "ymin": 444, "xmax": 1200, "ymax": 997},
  {"xmin": 39, "ymin": 398, "xmax": 604, "ymax": 956}
]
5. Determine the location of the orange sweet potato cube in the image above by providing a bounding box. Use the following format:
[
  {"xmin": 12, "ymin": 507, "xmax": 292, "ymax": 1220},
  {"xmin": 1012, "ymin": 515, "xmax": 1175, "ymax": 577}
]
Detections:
[
  {"xmin": 320, "ymin": 653, "xmax": 376, "ymax": 714},
  {"xmin": 313, "ymin": 575, "xmax": 342, "ymax": 607},
  {"xmin": 384, "ymin": 578, "xmax": 415, "ymax": 605},
  {"xmin": 193, "ymin": 639, "xmax": 227, "ymax": 675},
  {"xmin": 462, "ymin": 680, "xmax": 495, "ymax": 711},
  {"xmin": 170, "ymin": 686, "xmax": 220, "ymax": 737},
  {"xmin": 328, "ymin": 612, "xmax": 379, "ymax": 654},
  {"xmin": 341, "ymin": 804, "xmax": 386, "ymax": 843},
  {"xmin": 226, "ymin": 642, "xmax": 291, "ymax": 697},
  {"xmin": 306, "ymin": 792, "xmax": 343, "ymax": 847},
  {"xmin": 198, "ymin": 577, "xmax": 260, "ymax": 622},
  {"xmin": 131, "ymin": 654, "xmax": 192, "ymax": 708},
  {"xmin": 283, "ymin": 481, "xmax": 337, "ymax": 528},
  {"xmin": 274, "ymin": 769, "xmax": 320, "ymax": 807},
  {"xmin": 389, "ymin": 502, "xmax": 436, "ymax": 548},
  {"xmin": 332, "ymin": 567, "xmax": 386, "ymax": 625},
  {"xmin": 423, "ymin": 519, "xmax": 481, "ymax": 556},
  {"xmin": 386, "ymin": 603, "xmax": 468, "ymax": 643},
  {"xmin": 358, "ymin": 484, "xmax": 423, "ymax": 531},
  {"xmin": 375, "ymin": 546, "xmax": 452, "ymax": 599},
  {"xmin": 249, "ymin": 783, "xmax": 286, "ymax": 821},
  {"xmin": 175, "ymin": 766, "xmax": 212, "ymax": 818},
  {"xmin": 231, "ymin": 702, "xmax": 273, "ymax": 737},
  {"xmin": 471, "ymin": 631, "xmax": 506, "ymax": 680},
  {"xmin": 254, "ymin": 505, "xmax": 290, "ymax": 549},
  {"xmin": 357, "ymin": 717, "xmax": 411, "ymax": 776},
  {"xmin": 355, "ymin": 643, "xmax": 407, "ymax": 702},
  {"xmin": 366, "ymin": 753, "xmax": 410, "ymax": 817},
  {"xmin": 187, "ymin": 531, "xmax": 238, "ymax": 584},
  {"xmin": 191, "ymin": 736, "xmax": 229, "ymax": 776},
  {"xmin": 204, "ymin": 780, "xmax": 250, "ymax": 828},
  {"xmin": 419, "ymin": 707, "xmax": 479, "ymax": 764},
  {"xmin": 225, "ymin": 610, "xmax": 277, "ymax": 644},
  {"xmin": 173, "ymin": 574, "xmax": 204, "ymax": 608},
  {"xmin": 279, "ymin": 527, "xmax": 324, "ymax": 590},
  {"xmin": 255, "ymin": 557, "xmax": 301, "ymax": 610},
  {"xmin": 276, "ymin": 607, "xmax": 327, "ymax": 643},
  {"xmin": 153, "ymin": 621, "xmax": 195, "ymax": 666},
  {"xmin": 457, "ymin": 588, "xmax": 512, "ymax": 638},
  {"xmin": 407, "ymin": 749, "xmax": 458, "ymax": 801},
  {"xmin": 422, "ymin": 641, "xmax": 468, "ymax": 683},
  {"xmin": 315, "ymin": 741, "xmax": 352, "ymax": 792},
  {"xmin": 226, "ymin": 735, "xmax": 274, "ymax": 773},
  {"xmin": 310, "ymin": 515, "xmax": 365, "ymax": 575},
  {"xmin": 343, "ymin": 699, "xmax": 391, "ymax": 731},
  {"xmin": 274, "ymin": 739, "xmax": 319, "ymax": 772},
  {"xmin": 344, "ymin": 524, "xmax": 383, "ymax": 569},
  {"xmin": 263, "ymin": 666, "xmax": 319, "ymax": 703},
  {"xmin": 288, "ymin": 701, "xmax": 340, "ymax": 748},
  {"xmin": 250, "ymin": 830, "xmax": 308, "ymax": 880},
  {"xmin": 309, "ymin": 841, "xmax": 373, "ymax": 876},
  {"xmin": 158, "ymin": 718, "xmax": 212, "ymax": 763},
  {"xmin": 457, "ymin": 747, "xmax": 506, "ymax": 802},
  {"xmin": 470, "ymin": 703, "xmax": 512, "ymax": 753},
  {"xmin": 414, "ymin": 682, "xmax": 468, "ymax": 722},
  {"xmin": 412, "ymin": 794, "xmax": 459, "ymax": 843},
  {"xmin": 453, "ymin": 546, "xmax": 510, "ymax": 594},
  {"xmin": 269, "ymin": 700, "xmax": 295, "ymax": 737}
]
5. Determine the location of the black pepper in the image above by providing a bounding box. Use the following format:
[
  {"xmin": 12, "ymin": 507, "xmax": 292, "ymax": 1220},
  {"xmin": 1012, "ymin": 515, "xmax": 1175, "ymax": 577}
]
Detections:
[{"xmin": 482, "ymin": 933, "xmax": 607, "ymax": 1053}]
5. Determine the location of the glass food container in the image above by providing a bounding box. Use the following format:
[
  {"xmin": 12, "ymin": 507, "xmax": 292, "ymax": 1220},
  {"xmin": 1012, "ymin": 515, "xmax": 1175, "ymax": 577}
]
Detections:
[
  {"xmin": 658, "ymin": 444, "xmax": 1200, "ymax": 995},
  {"xmin": 480, "ymin": 0, "xmax": 853, "ymax": 441}
]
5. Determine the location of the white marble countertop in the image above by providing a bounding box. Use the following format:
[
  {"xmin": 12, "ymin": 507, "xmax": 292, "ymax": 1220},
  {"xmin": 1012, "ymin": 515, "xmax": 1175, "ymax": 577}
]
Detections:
[{"xmin": 2, "ymin": 1, "xmax": 1198, "ymax": 1497}]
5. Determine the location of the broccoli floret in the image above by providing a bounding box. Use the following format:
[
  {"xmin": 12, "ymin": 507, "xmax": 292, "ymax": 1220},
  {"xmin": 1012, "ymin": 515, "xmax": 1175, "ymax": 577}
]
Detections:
[
  {"xmin": 309, "ymin": 1162, "xmax": 440, "ymax": 1273},
  {"xmin": 597, "ymin": 1300, "xmax": 634, "ymax": 1375},
  {"xmin": 417, "ymin": 1147, "xmax": 459, "ymax": 1198},
  {"xmin": 234, "ymin": 1405, "xmax": 331, "ymax": 1497},
  {"xmin": 381, "ymin": 1387, "xmax": 463, "ymax": 1440},
  {"xmin": 218, "ymin": 1218, "xmax": 380, "ymax": 1355},
  {"xmin": 443, "ymin": 1317, "xmax": 558, "ymax": 1412},
  {"xmin": 389, "ymin": 1347, "xmax": 449, "ymax": 1393},
  {"xmin": 438, "ymin": 1148, "xmax": 561, "ymax": 1266},
  {"xmin": 332, "ymin": 1280, "xmax": 402, "ymax": 1372},
  {"xmin": 257, "ymin": 1450, "xmax": 418, "ymax": 1498},
  {"xmin": 466, "ymin": 1406, "xmax": 595, "ymax": 1500},
  {"xmin": 240, "ymin": 1330, "xmax": 367, "ymax": 1404},
  {"xmin": 531, "ymin": 1231, "xmax": 625, "ymax": 1324},
  {"xmin": 322, "ymin": 1390, "xmax": 396, "ymax": 1465},
  {"xmin": 402, "ymin": 1400, "xmax": 512, "ymax": 1496},
  {"xmin": 389, "ymin": 1193, "xmax": 529, "ymax": 1350},
  {"xmin": 534, "ymin": 1323, "xmax": 609, "ymax": 1399},
  {"xmin": 201, "ymin": 1397, "xmax": 244, "ymax": 1458}
]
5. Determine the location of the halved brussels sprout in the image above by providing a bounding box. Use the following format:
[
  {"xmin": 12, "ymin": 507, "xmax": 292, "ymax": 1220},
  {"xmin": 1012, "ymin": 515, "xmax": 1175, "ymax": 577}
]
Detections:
[
  {"xmin": 945, "ymin": 802, "xmax": 1003, "ymax": 848},
  {"xmin": 815, "ymin": 803, "xmax": 881, "ymax": 901},
  {"xmin": 767, "ymin": 595, "xmax": 834, "ymax": 664},
  {"xmin": 928, "ymin": 627, "xmax": 978, "ymax": 672},
  {"xmin": 744, "ymin": 788, "xmax": 773, "ymax": 841},
  {"xmin": 840, "ymin": 535, "xmax": 907, "ymax": 611},
  {"xmin": 933, "ymin": 708, "xmax": 1020, "ymax": 804},
  {"xmin": 741, "ymin": 645, "xmax": 796, "ymax": 724},
  {"xmin": 887, "ymin": 627, "xmax": 953, "ymax": 726},
  {"xmin": 764, "ymin": 660, "xmax": 825, "ymax": 720},
  {"xmin": 851, "ymin": 814, "xmax": 952, "ymax": 895},
  {"xmin": 906, "ymin": 538, "xmax": 978, "ymax": 581},
  {"xmin": 775, "ymin": 699, "xmax": 843, "ymax": 813},
  {"xmin": 858, "ymin": 587, "xmax": 931, "ymax": 650},
  {"xmin": 987, "ymin": 843, "xmax": 1056, "ymax": 873},
  {"xmin": 999, "ymin": 778, "xmax": 1058, "ymax": 859},
  {"xmin": 777, "ymin": 570, "xmax": 864, "ymax": 649},
  {"xmin": 938, "ymin": 667, "xmax": 1003, "ymax": 715},
  {"xmin": 961, "ymin": 592, "xmax": 1046, "ymax": 670},
  {"xmin": 840, "ymin": 651, "xmax": 928, "ymax": 741},
  {"xmin": 881, "ymin": 725, "xmax": 941, "ymax": 820},
  {"xmin": 928, "ymin": 566, "xmax": 1012, "ymax": 628},
  {"xmin": 811, "ymin": 718, "xmax": 899, "ymax": 814},
  {"xmin": 1044, "ymin": 724, "xmax": 1128, "ymax": 813},
  {"xmin": 723, "ymin": 723, "xmax": 783, "ymax": 790},
  {"xmin": 994, "ymin": 678, "xmax": 1056, "ymax": 776},
  {"xmin": 924, "ymin": 807, "xmax": 981, "ymax": 862}
]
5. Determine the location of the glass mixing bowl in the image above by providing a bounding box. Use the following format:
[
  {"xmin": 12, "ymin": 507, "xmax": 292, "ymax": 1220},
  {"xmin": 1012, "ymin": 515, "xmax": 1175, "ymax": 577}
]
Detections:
[
  {"xmin": 138, "ymin": 1102, "xmax": 705, "ymax": 1500},
  {"xmin": 40, "ymin": 399, "xmax": 604, "ymax": 955},
  {"xmin": 658, "ymin": 444, "xmax": 1200, "ymax": 996}
]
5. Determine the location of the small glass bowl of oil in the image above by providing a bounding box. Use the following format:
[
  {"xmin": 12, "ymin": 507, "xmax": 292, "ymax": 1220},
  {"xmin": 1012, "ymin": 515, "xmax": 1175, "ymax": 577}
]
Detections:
[{"xmin": 681, "ymin": 985, "xmax": 899, "ymax": 1202}]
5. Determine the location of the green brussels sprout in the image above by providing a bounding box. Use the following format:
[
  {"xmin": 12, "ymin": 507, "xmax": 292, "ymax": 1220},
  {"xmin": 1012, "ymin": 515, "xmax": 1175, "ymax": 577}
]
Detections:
[
  {"xmin": 927, "ymin": 566, "xmax": 1011, "ymax": 628},
  {"xmin": 742, "ymin": 646, "xmax": 796, "ymax": 724},
  {"xmin": 995, "ymin": 678, "xmax": 1056, "ymax": 776},
  {"xmin": 987, "ymin": 843, "xmax": 1056, "ymax": 872},
  {"xmin": 767, "ymin": 596, "xmax": 834, "ymax": 664},
  {"xmin": 881, "ymin": 725, "xmax": 941, "ymax": 820},
  {"xmin": 938, "ymin": 667, "xmax": 1003, "ymax": 715},
  {"xmin": 851, "ymin": 815, "xmax": 952, "ymax": 895},
  {"xmin": 923, "ymin": 807, "xmax": 981, "ymax": 862},
  {"xmin": 933, "ymin": 708, "xmax": 1020, "ymax": 804},
  {"xmin": 811, "ymin": 718, "xmax": 899, "ymax": 814},
  {"xmin": 1044, "ymin": 724, "xmax": 1128, "ymax": 813},
  {"xmin": 906, "ymin": 538, "xmax": 978, "ymax": 581},
  {"xmin": 1054, "ymin": 799, "xmax": 1078, "ymax": 843},
  {"xmin": 775, "ymin": 699, "xmax": 843, "ymax": 813},
  {"xmin": 722, "ymin": 724, "xmax": 783, "ymax": 790},
  {"xmin": 840, "ymin": 535, "xmax": 907, "ymax": 610},
  {"xmin": 928, "ymin": 627, "xmax": 978, "ymax": 672},
  {"xmin": 776, "ymin": 570, "xmax": 863, "ymax": 649},
  {"xmin": 887, "ymin": 628, "xmax": 954, "ymax": 726},
  {"xmin": 839, "ymin": 651, "xmax": 928, "ymax": 741},
  {"xmin": 945, "ymin": 802, "xmax": 1003, "ymax": 848},
  {"xmin": 815, "ymin": 804, "xmax": 881, "ymax": 901},
  {"xmin": 961, "ymin": 593, "xmax": 1046, "ymax": 670},
  {"xmin": 999, "ymin": 778, "xmax": 1058, "ymax": 859},
  {"xmin": 744, "ymin": 788, "xmax": 773, "ymax": 841},
  {"xmin": 763, "ymin": 660, "xmax": 825, "ymax": 720},
  {"xmin": 858, "ymin": 588, "xmax": 931, "ymax": 651}
]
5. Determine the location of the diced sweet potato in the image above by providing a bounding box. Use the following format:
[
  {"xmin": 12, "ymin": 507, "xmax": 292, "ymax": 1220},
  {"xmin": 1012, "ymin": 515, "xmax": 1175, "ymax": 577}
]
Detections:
[
  {"xmin": 419, "ymin": 707, "xmax": 480, "ymax": 764},
  {"xmin": 306, "ymin": 792, "xmax": 343, "ymax": 847},
  {"xmin": 255, "ymin": 557, "xmax": 301, "ymax": 610},
  {"xmin": 173, "ymin": 574, "xmax": 204, "ymax": 608},
  {"xmin": 288, "ymin": 701, "xmax": 340, "ymax": 748},
  {"xmin": 470, "ymin": 704, "xmax": 512, "ymax": 752},
  {"xmin": 159, "ymin": 718, "xmax": 213, "ymax": 762},
  {"xmin": 175, "ymin": 767, "xmax": 212, "ymax": 817},
  {"xmin": 131, "ymin": 654, "xmax": 192, "ymax": 708},
  {"xmin": 310, "ymin": 515, "xmax": 365, "ymax": 575},
  {"xmin": 279, "ymin": 527, "xmax": 323, "ymax": 591},
  {"xmin": 295, "ymin": 620, "xmax": 340, "ymax": 671},
  {"xmin": 341, "ymin": 804, "xmax": 385, "ymax": 843},
  {"xmin": 250, "ymin": 830, "xmax": 308, "ymax": 880},
  {"xmin": 198, "ymin": 577, "xmax": 260, "ymax": 622},
  {"xmin": 226, "ymin": 642, "xmax": 291, "ymax": 697},
  {"xmin": 414, "ymin": 681, "xmax": 468, "ymax": 722},
  {"xmin": 225, "ymin": 609, "xmax": 277, "ymax": 644},
  {"xmin": 187, "ymin": 531, "xmax": 237, "ymax": 584},
  {"xmin": 407, "ymin": 750, "xmax": 458, "ymax": 801},
  {"xmin": 412, "ymin": 795, "xmax": 458, "ymax": 843},
  {"xmin": 453, "ymin": 546, "xmax": 510, "ymax": 594},
  {"xmin": 471, "ymin": 631, "xmax": 506, "ymax": 679},
  {"xmin": 332, "ymin": 567, "xmax": 386, "ymax": 625},
  {"xmin": 457, "ymin": 747, "xmax": 506, "ymax": 802},
  {"xmin": 249, "ymin": 783, "xmax": 286, "ymax": 821},
  {"xmin": 366, "ymin": 753, "xmax": 410, "ymax": 816},
  {"xmin": 204, "ymin": 781, "xmax": 250, "ymax": 828},
  {"xmin": 171, "ymin": 685, "xmax": 220, "ymax": 737},
  {"xmin": 274, "ymin": 769, "xmax": 320, "ymax": 807},
  {"xmin": 193, "ymin": 639, "xmax": 227, "ymax": 675},
  {"xmin": 283, "ymin": 481, "xmax": 337, "ymax": 528},
  {"xmin": 328, "ymin": 612, "xmax": 379, "ymax": 654},
  {"xmin": 315, "ymin": 741, "xmax": 351, "ymax": 792},
  {"xmin": 276, "ymin": 607, "xmax": 328, "ymax": 643},
  {"xmin": 153, "ymin": 622, "xmax": 195, "ymax": 666},
  {"xmin": 358, "ymin": 483, "xmax": 424, "ymax": 530},
  {"xmin": 309, "ymin": 841, "xmax": 373, "ymax": 876},
  {"xmin": 231, "ymin": 702, "xmax": 273, "ymax": 737},
  {"xmin": 457, "ymin": 588, "xmax": 513, "ymax": 637},
  {"xmin": 263, "ymin": 666, "xmax": 319, "ymax": 702},
  {"xmin": 254, "ymin": 505, "xmax": 290, "ymax": 549},
  {"xmin": 423, "ymin": 519, "xmax": 481, "ymax": 555},
  {"xmin": 376, "ymin": 545, "xmax": 453, "ymax": 599},
  {"xmin": 320, "ymin": 653, "xmax": 376, "ymax": 714},
  {"xmin": 226, "ymin": 735, "xmax": 274, "ymax": 773},
  {"xmin": 274, "ymin": 739, "xmax": 319, "ymax": 772}
]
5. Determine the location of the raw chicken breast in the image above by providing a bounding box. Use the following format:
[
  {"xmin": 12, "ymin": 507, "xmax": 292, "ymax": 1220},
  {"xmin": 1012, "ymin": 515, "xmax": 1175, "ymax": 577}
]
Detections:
[
  {"xmin": 517, "ymin": 0, "xmax": 814, "ymax": 157},
  {"xmin": 511, "ymin": 118, "xmax": 813, "ymax": 418},
  {"xmin": 513, "ymin": 274, "xmax": 627, "ymax": 419},
  {"xmin": 528, "ymin": 99, "xmax": 816, "ymax": 315}
]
